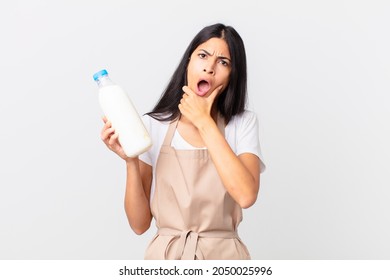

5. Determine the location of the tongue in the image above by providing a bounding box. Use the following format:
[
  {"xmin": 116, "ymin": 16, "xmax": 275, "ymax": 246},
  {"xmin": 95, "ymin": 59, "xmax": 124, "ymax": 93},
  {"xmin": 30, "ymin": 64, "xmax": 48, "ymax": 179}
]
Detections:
[{"xmin": 198, "ymin": 81, "xmax": 210, "ymax": 95}]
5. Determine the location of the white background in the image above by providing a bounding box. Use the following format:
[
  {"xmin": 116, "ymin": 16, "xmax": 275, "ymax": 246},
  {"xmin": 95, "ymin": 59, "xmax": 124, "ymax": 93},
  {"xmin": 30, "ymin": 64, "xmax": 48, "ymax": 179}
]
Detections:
[{"xmin": 0, "ymin": 0, "xmax": 389, "ymax": 259}]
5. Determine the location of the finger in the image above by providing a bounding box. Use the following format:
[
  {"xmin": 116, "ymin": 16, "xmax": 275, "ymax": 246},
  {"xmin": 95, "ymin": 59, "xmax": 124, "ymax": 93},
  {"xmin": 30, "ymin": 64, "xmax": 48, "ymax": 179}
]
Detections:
[
  {"xmin": 101, "ymin": 121, "xmax": 112, "ymax": 137},
  {"xmin": 101, "ymin": 127, "xmax": 115, "ymax": 141},
  {"xmin": 207, "ymin": 85, "xmax": 224, "ymax": 102},
  {"xmin": 178, "ymin": 103, "xmax": 185, "ymax": 115},
  {"xmin": 103, "ymin": 119, "xmax": 112, "ymax": 131},
  {"xmin": 102, "ymin": 116, "xmax": 108, "ymax": 123},
  {"xmin": 109, "ymin": 132, "xmax": 119, "ymax": 146},
  {"xmin": 182, "ymin": 85, "xmax": 196, "ymax": 96}
]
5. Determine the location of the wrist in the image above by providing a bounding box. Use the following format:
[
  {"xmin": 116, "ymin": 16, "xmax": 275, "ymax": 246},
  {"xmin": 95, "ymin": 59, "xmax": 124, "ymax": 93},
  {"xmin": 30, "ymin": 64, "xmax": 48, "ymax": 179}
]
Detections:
[
  {"xmin": 125, "ymin": 156, "xmax": 138, "ymax": 164},
  {"xmin": 196, "ymin": 115, "xmax": 216, "ymax": 135}
]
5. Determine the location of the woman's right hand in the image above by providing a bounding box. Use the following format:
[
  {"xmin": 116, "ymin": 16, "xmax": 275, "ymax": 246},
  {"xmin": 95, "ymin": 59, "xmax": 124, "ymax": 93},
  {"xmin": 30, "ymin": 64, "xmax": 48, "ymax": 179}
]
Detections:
[{"xmin": 101, "ymin": 116, "xmax": 130, "ymax": 161}]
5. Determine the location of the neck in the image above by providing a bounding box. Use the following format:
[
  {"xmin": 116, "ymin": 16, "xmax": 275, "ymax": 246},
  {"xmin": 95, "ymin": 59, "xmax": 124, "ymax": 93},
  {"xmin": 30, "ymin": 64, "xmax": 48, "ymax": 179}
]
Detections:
[{"xmin": 180, "ymin": 109, "xmax": 219, "ymax": 126}]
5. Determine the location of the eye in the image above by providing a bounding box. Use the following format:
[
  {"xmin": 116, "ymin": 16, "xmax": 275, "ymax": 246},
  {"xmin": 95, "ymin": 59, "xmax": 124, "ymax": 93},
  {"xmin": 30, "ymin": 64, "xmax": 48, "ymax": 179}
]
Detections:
[
  {"xmin": 219, "ymin": 59, "xmax": 230, "ymax": 67},
  {"xmin": 198, "ymin": 52, "xmax": 207, "ymax": 59}
]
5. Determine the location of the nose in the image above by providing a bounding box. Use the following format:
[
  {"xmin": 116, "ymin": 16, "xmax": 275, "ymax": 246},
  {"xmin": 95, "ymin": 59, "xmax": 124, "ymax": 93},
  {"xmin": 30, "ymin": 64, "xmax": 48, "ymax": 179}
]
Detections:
[
  {"xmin": 203, "ymin": 68, "xmax": 215, "ymax": 75},
  {"xmin": 203, "ymin": 62, "xmax": 215, "ymax": 75}
]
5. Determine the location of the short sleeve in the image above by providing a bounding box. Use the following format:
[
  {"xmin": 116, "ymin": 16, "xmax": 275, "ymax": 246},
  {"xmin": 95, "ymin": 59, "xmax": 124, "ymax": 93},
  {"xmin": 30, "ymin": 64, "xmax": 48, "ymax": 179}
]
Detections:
[
  {"xmin": 138, "ymin": 115, "xmax": 153, "ymax": 166},
  {"xmin": 234, "ymin": 111, "xmax": 266, "ymax": 173}
]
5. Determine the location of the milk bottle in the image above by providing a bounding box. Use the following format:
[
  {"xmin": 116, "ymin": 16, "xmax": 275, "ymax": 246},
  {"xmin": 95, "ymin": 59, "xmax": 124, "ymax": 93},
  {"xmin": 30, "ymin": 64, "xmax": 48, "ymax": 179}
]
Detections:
[{"xmin": 93, "ymin": 69, "xmax": 152, "ymax": 157}]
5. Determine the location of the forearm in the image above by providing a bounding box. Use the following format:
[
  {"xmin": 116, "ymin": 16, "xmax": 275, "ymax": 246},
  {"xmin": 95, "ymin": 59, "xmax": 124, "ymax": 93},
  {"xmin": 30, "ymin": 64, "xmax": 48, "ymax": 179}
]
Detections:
[
  {"xmin": 124, "ymin": 159, "xmax": 152, "ymax": 234},
  {"xmin": 197, "ymin": 117, "xmax": 259, "ymax": 208}
]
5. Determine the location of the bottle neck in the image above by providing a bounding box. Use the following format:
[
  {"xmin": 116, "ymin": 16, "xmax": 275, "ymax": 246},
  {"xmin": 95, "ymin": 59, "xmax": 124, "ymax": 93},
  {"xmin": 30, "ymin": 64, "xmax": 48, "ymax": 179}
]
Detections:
[{"xmin": 96, "ymin": 76, "xmax": 115, "ymax": 88}]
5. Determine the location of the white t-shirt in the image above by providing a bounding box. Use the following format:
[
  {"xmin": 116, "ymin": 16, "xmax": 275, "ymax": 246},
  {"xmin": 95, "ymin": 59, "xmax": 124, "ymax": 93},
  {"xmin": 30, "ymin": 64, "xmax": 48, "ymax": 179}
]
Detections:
[{"xmin": 139, "ymin": 110, "xmax": 266, "ymax": 201}]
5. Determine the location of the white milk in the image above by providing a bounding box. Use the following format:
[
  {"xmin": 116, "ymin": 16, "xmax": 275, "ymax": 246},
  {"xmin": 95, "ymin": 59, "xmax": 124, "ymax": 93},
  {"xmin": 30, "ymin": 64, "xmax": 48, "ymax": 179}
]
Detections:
[{"xmin": 93, "ymin": 70, "xmax": 152, "ymax": 158}]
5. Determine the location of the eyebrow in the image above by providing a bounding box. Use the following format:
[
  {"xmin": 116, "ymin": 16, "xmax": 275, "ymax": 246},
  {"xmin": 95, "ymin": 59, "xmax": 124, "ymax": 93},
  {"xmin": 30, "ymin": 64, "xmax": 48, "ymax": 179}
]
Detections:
[{"xmin": 199, "ymin": 49, "xmax": 231, "ymax": 61}]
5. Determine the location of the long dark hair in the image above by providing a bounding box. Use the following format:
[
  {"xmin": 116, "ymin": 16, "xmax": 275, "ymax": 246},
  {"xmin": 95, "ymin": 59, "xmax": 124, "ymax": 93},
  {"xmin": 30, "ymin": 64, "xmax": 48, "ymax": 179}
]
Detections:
[{"xmin": 147, "ymin": 23, "xmax": 247, "ymax": 124}]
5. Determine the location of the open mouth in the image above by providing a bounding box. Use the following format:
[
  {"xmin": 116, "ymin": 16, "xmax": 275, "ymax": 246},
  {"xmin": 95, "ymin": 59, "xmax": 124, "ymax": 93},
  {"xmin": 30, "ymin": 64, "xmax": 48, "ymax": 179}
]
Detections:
[{"xmin": 197, "ymin": 80, "xmax": 211, "ymax": 96}]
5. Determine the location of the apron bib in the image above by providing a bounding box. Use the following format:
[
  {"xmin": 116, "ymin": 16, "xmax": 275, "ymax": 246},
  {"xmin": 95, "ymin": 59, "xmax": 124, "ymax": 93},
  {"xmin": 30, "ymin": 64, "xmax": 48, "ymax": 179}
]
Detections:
[{"xmin": 144, "ymin": 116, "xmax": 250, "ymax": 260}]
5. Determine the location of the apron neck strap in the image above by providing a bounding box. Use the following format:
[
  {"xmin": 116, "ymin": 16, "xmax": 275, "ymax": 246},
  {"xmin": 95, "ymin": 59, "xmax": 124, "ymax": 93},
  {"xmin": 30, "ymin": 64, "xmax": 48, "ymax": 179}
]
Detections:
[
  {"xmin": 162, "ymin": 114, "xmax": 225, "ymax": 146},
  {"xmin": 163, "ymin": 118, "xmax": 179, "ymax": 146}
]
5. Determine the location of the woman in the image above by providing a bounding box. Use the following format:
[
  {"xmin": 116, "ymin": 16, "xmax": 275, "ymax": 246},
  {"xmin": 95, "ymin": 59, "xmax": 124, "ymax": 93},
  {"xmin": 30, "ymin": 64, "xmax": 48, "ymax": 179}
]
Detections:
[{"xmin": 101, "ymin": 23, "xmax": 265, "ymax": 259}]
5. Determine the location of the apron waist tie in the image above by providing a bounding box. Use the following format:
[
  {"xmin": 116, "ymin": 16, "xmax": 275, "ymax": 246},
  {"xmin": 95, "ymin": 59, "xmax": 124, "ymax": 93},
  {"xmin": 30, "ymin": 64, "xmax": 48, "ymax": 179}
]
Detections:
[{"xmin": 157, "ymin": 228, "xmax": 238, "ymax": 260}]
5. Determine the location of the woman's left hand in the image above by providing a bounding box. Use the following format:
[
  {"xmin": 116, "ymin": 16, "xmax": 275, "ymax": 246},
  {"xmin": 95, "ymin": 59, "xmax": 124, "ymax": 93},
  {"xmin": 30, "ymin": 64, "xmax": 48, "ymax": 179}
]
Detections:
[{"xmin": 178, "ymin": 85, "xmax": 223, "ymax": 128}]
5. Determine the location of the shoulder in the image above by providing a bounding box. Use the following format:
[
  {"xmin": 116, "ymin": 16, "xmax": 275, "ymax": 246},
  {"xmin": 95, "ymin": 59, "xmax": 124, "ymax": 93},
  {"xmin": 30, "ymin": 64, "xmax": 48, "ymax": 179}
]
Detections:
[
  {"xmin": 226, "ymin": 110, "xmax": 258, "ymax": 131},
  {"xmin": 140, "ymin": 114, "xmax": 171, "ymax": 167},
  {"xmin": 225, "ymin": 110, "xmax": 259, "ymax": 150},
  {"xmin": 142, "ymin": 114, "xmax": 170, "ymax": 133},
  {"xmin": 141, "ymin": 114, "xmax": 172, "ymax": 146},
  {"xmin": 225, "ymin": 110, "xmax": 266, "ymax": 172}
]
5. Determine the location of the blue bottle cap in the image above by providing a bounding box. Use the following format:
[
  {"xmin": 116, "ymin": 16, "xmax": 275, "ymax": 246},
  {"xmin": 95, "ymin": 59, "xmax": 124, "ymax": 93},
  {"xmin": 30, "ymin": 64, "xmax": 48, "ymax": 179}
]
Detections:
[{"xmin": 93, "ymin": 69, "xmax": 108, "ymax": 81}]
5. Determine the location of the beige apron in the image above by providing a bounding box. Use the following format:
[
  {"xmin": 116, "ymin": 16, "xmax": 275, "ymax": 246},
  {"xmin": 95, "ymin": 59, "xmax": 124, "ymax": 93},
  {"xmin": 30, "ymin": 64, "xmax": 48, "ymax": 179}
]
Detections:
[{"xmin": 144, "ymin": 116, "xmax": 251, "ymax": 260}]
